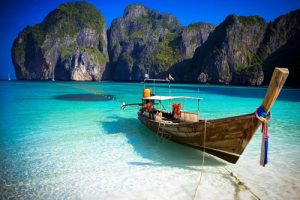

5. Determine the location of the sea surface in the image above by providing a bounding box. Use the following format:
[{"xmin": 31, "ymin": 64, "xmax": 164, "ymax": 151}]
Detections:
[{"xmin": 0, "ymin": 81, "xmax": 300, "ymax": 200}]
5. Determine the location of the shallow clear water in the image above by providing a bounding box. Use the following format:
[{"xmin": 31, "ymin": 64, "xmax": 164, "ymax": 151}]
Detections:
[{"xmin": 0, "ymin": 81, "xmax": 300, "ymax": 199}]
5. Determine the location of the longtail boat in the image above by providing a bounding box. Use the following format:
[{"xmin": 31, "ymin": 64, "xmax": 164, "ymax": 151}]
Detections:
[{"xmin": 123, "ymin": 68, "xmax": 289, "ymax": 164}]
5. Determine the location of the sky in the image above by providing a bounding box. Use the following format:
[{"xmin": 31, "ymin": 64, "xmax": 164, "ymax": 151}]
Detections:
[{"xmin": 0, "ymin": 0, "xmax": 299, "ymax": 80}]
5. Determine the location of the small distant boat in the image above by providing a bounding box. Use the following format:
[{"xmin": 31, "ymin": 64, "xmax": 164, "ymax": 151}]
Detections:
[
  {"xmin": 8, "ymin": 73, "xmax": 11, "ymax": 81},
  {"xmin": 122, "ymin": 68, "xmax": 289, "ymax": 164},
  {"xmin": 52, "ymin": 70, "xmax": 55, "ymax": 81},
  {"xmin": 51, "ymin": 63, "xmax": 55, "ymax": 81}
]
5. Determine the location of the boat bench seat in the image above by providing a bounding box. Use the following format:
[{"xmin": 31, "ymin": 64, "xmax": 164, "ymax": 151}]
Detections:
[{"xmin": 180, "ymin": 111, "xmax": 198, "ymax": 122}]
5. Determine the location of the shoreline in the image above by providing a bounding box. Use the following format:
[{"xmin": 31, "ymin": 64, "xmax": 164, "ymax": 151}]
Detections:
[{"xmin": 0, "ymin": 79, "xmax": 298, "ymax": 89}]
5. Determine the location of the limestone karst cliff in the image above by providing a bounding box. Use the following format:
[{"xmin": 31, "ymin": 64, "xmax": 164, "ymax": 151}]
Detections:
[
  {"xmin": 12, "ymin": 3, "xmax": 300, "ymax": 86},
  {"xmin": 12, "ymin": 2, "xmax": 109, "ymax": 81}
]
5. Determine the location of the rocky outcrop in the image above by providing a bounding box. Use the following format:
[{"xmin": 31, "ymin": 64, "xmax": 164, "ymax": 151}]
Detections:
[
  {"xmin": 192, "ymin": 15, "xmax": 267, "ymax": 85},
  {"xmin": 262, "ymin": 32, "xmax": 300, "ymax": 87},
  {"xmin": 107, "ymin": 4, "xmax": 183, "ymax": 81},
  {"xmin": 11, "ymin": 2, "xmax": 300, "ymax": 87},
  {"xmin": 12, "ymin": 2, "xmax": 108, "ymax": 81},
  {"xmin": 180, "ymin": 23, "xmax": 215, "ymax": 59},
  {"xmin": 109, "ymin": 7, "xmax": 300, "ymax": 86},
  {"xmin": 259, "ymin": 9, "xmax": 300, "ymax": 87},
  {"xmin": 107, "ymin": 4, "xmax": 216, "ymax": 81},
  {"xmin": 190, "ymin": 10, "xmax": 300, "ymax": 86}
]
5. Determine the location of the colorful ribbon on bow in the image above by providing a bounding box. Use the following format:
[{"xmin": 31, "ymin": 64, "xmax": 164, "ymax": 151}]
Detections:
[{"xmin": 255, "ymin": 106, "xmax": 271, "ymax": 167}]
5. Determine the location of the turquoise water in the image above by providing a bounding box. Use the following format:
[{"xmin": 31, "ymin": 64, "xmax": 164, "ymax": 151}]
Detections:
[{"xmin": 1, "ymin": 81, "xmax": 300, "ymax": 199}]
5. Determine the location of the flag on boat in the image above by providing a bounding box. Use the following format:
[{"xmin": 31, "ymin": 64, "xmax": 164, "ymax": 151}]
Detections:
[
  {"xmin": 144, "ymin": 68, "xmax": 150, "ymax": 80},
  {"xmin": 144, "ymin": 73, "xmax": 149, "ymax": 79}
]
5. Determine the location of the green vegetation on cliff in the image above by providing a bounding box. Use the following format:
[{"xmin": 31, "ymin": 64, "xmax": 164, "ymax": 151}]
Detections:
[
  {"xmin": 17, "ymin": 1, "xmax": 105, "ymax": 48},
  {"xmin": 239, "ymin": 16, "xmax": 266, "ymax": 26},
  {"xmin": 12, "ymin": 2, "xmax": 300, "ymax": 86},
  {"xmin": 125, "ymin": 4, "xmax": 142, "ymax": 12},
  {"xmin": 12, "ymin": 1, "xmax": 109, "ymax": 81},
  {"xmin": 13, "ymin": 2, "xmax": 106, "ymax": 62},
  {"xmin": 61, "ymin": 45, "xmax": 108, "ymax": 64},
  {"xmin": 152, "ymin": 33, "xmax": 182, "ymax": 72},
  {"xmin": 185, "ymin": 22, "xmax": 213, "ymax": 31},
  {"xmin": 13, "ymin": 24, "xmax": 46, "ymax": 62},
  {"xmin": 44, "ymin": 2, "xmax": 105, "ymax": 37}
]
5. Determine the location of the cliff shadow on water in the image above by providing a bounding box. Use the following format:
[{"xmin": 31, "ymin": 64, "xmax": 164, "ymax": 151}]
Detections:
[
  {"xmin": 52, "ymin": 93, "xmax": 115, "ymax": 101},
  {"xmin": 100, "ymin": 116, "xmax": 226, "ymax": 170},
  {"xmin": 50, "ymin": 82, "xmax": 116, "ymax": 101}
]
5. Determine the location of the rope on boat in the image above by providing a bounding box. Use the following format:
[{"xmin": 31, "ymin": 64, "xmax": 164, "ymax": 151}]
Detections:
[
  {"xmin": 157, "ymin": 120, "xmax": 165, "ymax": 140},
  {"xmin": 157, "ymin": 121, "xmax": 164, "ymax": 139},
  {"xmin": 255, "ymin": 106, "xmax": 271, "ymax": 167},
  {"xmin": 192, "ymin": 119, "xmax": 207, "ymax": 200}
]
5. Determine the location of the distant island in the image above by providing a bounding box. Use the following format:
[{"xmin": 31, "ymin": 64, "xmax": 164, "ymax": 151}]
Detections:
[{"xmin": 12, "ymin": 2, "xmax": 300, "ymax": 87}]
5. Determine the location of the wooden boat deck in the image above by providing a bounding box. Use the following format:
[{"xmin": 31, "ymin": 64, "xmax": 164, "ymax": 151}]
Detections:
[
  {"xmin": 139, "ymin": 111, "xmax": 260, "ymax": 163},
  {"xmin": 137, "ymin": 68, "xmax": 289, "ymax": 164}
]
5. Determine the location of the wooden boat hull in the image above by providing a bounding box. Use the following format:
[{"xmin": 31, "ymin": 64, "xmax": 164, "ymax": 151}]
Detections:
[
  {"xmin": 138, "ymin": 112, "xmax": 261, "ymax": 163},
  {"xmin": 136, "ymin": 68, "xmax": 289, "ymax": 164}
]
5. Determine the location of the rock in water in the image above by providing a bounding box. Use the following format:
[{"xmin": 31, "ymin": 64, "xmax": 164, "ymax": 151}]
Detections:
[
  {"xmin": 193, "ymin": 15, "xmax": 267, "ymax": 85},
  {"xmin": 180, "ymin": 23, "xmax": 215, "ymax": 59},
  {"xmin": 191, "ymin": 10, "xmax": 300, "ymax": 86},
  {"xmin": 259, "ymin": 9, "xmax": 300, "ymax": 87},
  {"xmin": 107, "ymin": 4, "xmax": 183, "ymax": 81},
  {"xmin": 12, "ymin": 2, "xmax": 109, "ymax": 81},
  {"xmin": 108, "ymin": 4, "xmax": 215, "ymax": 81},
  {"xmin": 11, "ymin": 2, "xmax": 300, "ymax": 86}
]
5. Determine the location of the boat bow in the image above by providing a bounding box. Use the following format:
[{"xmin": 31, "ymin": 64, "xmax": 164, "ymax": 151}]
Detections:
[{"xmin": 138, "ymin": 68, "xmax": 289, "ymax": 164}]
